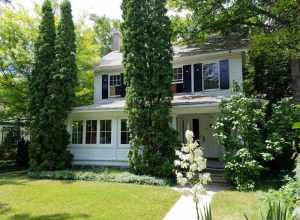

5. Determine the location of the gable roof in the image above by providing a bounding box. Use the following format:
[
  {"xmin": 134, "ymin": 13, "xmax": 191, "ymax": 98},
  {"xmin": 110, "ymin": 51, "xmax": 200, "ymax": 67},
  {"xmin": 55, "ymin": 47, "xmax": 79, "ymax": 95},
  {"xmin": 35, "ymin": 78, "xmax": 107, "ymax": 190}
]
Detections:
[{"xmin": 95, "ymin": 34, "xmax": 248, "ymax": 72}]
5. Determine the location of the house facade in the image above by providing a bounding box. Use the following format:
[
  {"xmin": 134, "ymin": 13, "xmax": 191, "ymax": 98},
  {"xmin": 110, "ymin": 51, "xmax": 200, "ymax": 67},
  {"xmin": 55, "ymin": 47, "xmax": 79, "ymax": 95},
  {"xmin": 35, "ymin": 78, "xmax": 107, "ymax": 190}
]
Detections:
[{"xmin": 67, "ymin": 34, "xmax": 246, "ymax": 166}]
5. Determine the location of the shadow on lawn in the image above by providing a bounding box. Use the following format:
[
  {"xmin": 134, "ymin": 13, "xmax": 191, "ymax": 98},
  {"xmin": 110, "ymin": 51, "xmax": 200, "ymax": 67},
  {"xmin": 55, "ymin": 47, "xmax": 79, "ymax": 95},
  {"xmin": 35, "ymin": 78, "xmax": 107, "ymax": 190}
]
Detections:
[
  {"xmin": 9, "ymin": 213, "xmax": 90, "ymax": 220},
  {"xmin": 0, "ymin": 203, "xmax": 11, "ymax": 215}
]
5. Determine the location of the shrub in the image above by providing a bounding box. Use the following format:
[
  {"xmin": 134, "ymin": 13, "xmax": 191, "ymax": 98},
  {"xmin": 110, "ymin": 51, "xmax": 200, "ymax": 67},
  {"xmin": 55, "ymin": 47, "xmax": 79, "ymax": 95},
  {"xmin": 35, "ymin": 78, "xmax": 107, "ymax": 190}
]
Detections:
[
  {"xmin": 264, "ymin": 177, "xmax": 300, "ymax": 211},
  {"xmin": 27, "ymin": 168, "xmax": 168, "ymax": 186},
  {"xmin": 225, "ymin": 148, "xmax": 263, "ymax": 191}
]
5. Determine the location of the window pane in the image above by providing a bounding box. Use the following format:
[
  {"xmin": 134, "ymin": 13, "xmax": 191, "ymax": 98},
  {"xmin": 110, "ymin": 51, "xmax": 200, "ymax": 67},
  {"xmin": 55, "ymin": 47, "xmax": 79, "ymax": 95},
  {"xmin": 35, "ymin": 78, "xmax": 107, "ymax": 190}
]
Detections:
[
  {"xmin": 100, "ymin": 120, "xmax": 105, "ymax": 131},
  {"xmin": 100, "ymin": 132, "xmax": 106, "ymax": 144},
  {"xmin": 203, "ymin": 63, "xmax": 219, "ymax": 90},
  {"xmin": 72, "ymin": 120, "xmax": 83, "ymax": 144},
  {"xmin": 106, "ymin": 132, "xmax": 111, "ymax": 144},
  {"xmin": 121, "ymin": 119, "xmax": 127, "ymax": 131},
  {"xmin": 86, "ymin": 120, "xmax": 97, "ymax": 144},
  {"xmin": 106, "ymin": 120, "xmax": 111, "ymax": 131}
]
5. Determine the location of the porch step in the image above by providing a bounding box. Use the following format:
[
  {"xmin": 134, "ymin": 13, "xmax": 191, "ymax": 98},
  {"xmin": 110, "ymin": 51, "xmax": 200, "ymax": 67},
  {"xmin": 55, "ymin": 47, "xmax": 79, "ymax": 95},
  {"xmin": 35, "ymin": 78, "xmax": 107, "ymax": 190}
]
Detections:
[{"xmin": 201, "ymin": 159, "xmax": 227, "ymax": 184}]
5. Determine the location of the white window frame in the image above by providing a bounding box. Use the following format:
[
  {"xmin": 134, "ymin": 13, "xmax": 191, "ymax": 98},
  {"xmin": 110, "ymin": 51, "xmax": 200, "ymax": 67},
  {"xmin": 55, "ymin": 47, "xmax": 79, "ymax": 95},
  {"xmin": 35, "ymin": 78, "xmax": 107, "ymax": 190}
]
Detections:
[
  {"xmin": 71, "ymin": 120, "xmax": 83, "ymax": 144},
  {"xmin": 119, "ymin": 119, "xmax": 130, "ymax": 146},
  {"xmin": 172, "ymin": 66, "xmax": 184, "ymax": 84},
  {"xmin": 85, "ymin": 120, "xmax": 98, "ymax": 145},
  {"xmin": 202, "ymin": 62, "xmax": 221, "ymax": 91},
  {"xmin": 108, "ymin": 73, "xmax": 121, "ymax": 98},
  {"xmin": 99, "ymin": 119, "xmax": 112, "ymax": 145}
]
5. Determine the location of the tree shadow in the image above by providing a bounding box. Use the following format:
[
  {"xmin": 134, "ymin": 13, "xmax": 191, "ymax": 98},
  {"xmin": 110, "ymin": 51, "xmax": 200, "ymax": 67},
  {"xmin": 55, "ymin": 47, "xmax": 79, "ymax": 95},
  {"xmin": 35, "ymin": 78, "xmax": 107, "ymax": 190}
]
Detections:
[
  {"xmin": 0, "ymin": 203, "xmax": 11, "ymax": 215},
  {"xmin": 9, "ymin": 213, "xmax": 90, "ymax": 220}
]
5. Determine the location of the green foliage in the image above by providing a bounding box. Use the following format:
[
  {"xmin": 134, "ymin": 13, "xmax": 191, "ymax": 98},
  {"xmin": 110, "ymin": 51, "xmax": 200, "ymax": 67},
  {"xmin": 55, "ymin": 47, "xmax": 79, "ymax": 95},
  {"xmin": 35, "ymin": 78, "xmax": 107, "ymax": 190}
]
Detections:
[
  {"xmin": 264, "ymin": 177, "xmax": 300, "ymax": 212},
  {"xmin": 200, "ymin": 205, "xmax": 212, "ymax": 220},
  {"xmin": 266, "ymin": 98, "xmax": 299, "ymax": 165},
  {"xmin": 225, "ymin": 148, "xmax": 263, "ymax": 191},
  {"xmin": 0, "ymin": 5, "xmax": 38, "ymax": 121},
  {"xmin": 245, "ymin": 202, "xmax": 294, "ymax": 220},
  {"xmin": 122, "ymin": 0, "xmax": 179, "ymax": 177},
  {"xmin": 29, "ymin": 0, "xmax": 57, "ymax": 170},
  {"xmin": 245, "ymin": 51, "xmax": 292, "ymax": 104},
  {"xmin": 27, "ymin": 168, "xmax": 168, "ymax": 186},
  {"xmin": 214, "ymin": 95, "xmax": 299, "ymax": 190},
  {"xmin": 91, "ymin": 15, "xmax": 121, "ymax": 56}
]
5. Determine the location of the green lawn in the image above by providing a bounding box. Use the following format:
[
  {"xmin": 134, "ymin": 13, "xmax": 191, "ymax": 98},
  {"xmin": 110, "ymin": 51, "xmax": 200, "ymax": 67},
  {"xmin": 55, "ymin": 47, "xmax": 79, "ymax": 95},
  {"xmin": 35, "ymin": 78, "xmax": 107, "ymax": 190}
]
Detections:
[
  {"xmin": 0, "ymin": 172, "xmax": 180, "ymax": 220},
  {"xmin": 211, "ymin": 190, "xmax": 265, "ymax": 220}
]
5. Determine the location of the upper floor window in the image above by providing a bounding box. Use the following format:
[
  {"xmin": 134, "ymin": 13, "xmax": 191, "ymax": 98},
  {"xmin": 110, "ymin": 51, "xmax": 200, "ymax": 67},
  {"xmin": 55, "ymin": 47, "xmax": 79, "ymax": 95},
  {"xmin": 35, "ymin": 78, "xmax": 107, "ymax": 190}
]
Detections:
[
  {"xmin": 109, "ymin": 74, "xmax": 121, "ymax": 97},
  {"xmin": 100, "ymin": 120, "xmax": 112, "ymax": 144},
  {"xmin": 203, "ymin": 63, "xmax": 219, "ymax": 90},
  {"xmin": 86, "ymin": 120, "xmax": 97, "ymax": 144},
  {"xmin": 120, "ymin": 119, "xmax": 130, "ymax": 144},
  {"xmin": 72, "ymin": 120, "xmax": 83, "ymax": 144},
  {"xmin": 172, "ymin": 67, "xmax": 183, "ymax": 83}
]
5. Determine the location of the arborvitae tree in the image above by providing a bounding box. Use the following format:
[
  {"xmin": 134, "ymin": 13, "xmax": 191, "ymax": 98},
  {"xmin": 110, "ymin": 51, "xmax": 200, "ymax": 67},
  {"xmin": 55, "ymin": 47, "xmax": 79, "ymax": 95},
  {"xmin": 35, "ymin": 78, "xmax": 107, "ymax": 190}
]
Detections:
[
  {"xmin": 122, "ymin": 0, "xmax": 179, "ymax": 177},
  {"xmin": 29, "ymin": 0, "xmax": 56, "ymax": 170},
  {"xmin": 43, "ymin": 0, "xmax": 77, "ymax": 169}
]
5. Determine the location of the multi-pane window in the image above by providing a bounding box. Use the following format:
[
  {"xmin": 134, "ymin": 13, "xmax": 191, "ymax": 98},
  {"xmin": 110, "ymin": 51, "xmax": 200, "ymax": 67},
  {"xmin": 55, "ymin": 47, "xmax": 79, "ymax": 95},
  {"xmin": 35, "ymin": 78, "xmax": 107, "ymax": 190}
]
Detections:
[
  {"xmin": 203, "ymin": 63, "xmax": 219, "ymax": 90},
  {"xmin": 100, "ymin": 120, "xmax": 112, "ymax": 144},
  {"xmin": 86, "ymin": 120, "xmax": 97, "ymax": 144},
  {"xmin": 120, "ymin": 119, "xmax": 130, "ymax": 144},
  {"xmin": 172, "ymin": 67, "xmax": 183, "ymax": 83},
  {"xmin": 72, "ymin": 121, "xmax": 83, "ymax": 144},
  {"xmin": 109, "ymin": 74, "xmax": 121, "ymax": 97}
]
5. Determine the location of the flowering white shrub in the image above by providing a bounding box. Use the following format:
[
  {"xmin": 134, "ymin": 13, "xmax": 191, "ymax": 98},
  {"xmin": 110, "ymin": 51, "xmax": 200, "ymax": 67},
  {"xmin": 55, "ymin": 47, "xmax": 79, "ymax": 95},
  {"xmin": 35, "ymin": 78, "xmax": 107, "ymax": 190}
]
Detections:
[{"xmin": 174, "ymin": 130, "xmax": 211, "ymax": 220}]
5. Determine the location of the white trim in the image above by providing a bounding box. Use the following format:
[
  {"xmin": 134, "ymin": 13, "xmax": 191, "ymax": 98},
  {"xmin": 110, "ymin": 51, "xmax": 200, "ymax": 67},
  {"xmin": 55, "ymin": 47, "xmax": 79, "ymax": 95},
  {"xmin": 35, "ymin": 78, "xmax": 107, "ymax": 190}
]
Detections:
[{"xmin": 118, "ymin": 118, "xmax": 130, "ymax": 147}]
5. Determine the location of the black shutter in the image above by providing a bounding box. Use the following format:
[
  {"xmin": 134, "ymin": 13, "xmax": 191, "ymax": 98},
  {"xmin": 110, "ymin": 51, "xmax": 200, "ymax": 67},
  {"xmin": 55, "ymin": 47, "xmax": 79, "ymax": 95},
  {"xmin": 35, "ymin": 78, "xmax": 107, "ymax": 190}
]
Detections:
[
  {"xmin": 120, "ymin": 73, "xmax": 126, "ymax": 97},
  {"xmin": 183, "ymin": 65, "xmax": 192, "ymax": 93},
  {"xmin": 194, "ymin": 63, "xmax": 203, "ymax": 92},
  {"xmin": 220, "ymin": 60, "xmax": 230, "ymax": 89},
  {"xmin": 102, "ymin": 74, "xmax": 108, "ymax": 99}
]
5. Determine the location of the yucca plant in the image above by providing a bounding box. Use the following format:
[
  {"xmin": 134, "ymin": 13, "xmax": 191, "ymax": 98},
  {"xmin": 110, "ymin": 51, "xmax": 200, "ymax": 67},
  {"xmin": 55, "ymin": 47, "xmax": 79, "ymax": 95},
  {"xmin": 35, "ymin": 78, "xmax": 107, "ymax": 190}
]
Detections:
[
  {"xmin": 245, "ymin": 202, "xmax": 294, "ymax": 220},
  {"xmin": 200, "ymin": 204, "xmax": 212, "ymax": 220}
]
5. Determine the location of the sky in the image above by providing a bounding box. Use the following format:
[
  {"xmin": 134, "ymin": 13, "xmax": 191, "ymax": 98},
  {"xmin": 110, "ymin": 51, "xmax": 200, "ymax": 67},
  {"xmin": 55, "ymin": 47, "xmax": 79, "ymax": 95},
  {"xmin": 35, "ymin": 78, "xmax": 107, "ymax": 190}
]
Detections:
[{"xmin": 15, "ymin": 0, "xmax": 123, "ymax": 20}]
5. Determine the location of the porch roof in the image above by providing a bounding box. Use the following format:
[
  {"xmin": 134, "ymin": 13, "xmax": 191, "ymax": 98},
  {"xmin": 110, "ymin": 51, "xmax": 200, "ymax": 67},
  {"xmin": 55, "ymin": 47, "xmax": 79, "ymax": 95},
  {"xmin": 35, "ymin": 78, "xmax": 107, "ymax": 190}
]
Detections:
[{"xmin": 72, "ymin": 95, "xmax": 222, "ymax": 113}]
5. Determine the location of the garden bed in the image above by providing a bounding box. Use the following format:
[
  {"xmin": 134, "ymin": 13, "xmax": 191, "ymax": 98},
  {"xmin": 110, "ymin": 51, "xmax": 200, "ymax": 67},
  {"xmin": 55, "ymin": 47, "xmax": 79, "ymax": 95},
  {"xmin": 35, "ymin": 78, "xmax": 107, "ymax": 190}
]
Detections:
[{"xmin": 28, "ymin": 167, "xmax": 169, "ymax": 186}]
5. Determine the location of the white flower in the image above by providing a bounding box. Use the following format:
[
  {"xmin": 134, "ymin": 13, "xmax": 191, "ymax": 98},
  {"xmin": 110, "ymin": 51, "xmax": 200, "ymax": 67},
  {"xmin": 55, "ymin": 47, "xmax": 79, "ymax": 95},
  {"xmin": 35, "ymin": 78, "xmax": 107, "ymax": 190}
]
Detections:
[{"xmin": 185, "ymin": 130, "xmax": 194, "ymax": 141}]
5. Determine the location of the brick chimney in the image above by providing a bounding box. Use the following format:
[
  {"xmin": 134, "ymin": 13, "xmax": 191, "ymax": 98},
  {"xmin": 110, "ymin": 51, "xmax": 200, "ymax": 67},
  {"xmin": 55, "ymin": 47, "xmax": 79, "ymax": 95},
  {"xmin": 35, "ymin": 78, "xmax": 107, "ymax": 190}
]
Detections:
[{"xmin": 112, "ymin": 29, "xmax": 121, "ymax": 51}]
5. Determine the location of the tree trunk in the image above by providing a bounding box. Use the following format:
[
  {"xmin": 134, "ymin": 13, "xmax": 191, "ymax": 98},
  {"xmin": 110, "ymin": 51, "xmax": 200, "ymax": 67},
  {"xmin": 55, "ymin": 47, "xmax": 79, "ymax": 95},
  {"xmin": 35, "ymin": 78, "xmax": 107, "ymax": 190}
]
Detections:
[{"xmin": 291, "ymin": 59, "xmax": 300, "ymax": 103}]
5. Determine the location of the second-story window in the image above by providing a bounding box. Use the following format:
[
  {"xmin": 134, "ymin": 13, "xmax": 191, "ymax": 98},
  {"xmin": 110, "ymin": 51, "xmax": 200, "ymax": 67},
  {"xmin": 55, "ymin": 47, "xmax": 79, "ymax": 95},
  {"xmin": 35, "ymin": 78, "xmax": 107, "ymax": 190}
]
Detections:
[
  {"xmin": 203, "ymin": 63, "xmax": 219, "ymax": 90},
  {"xmin": 171, "ymin": 67, "xmax": 184, "ymax": 93},
  {"xmin": 172, "ymin": 67, "xmax": 183, "ymax": 83},
  {"xmin": 109, "ymin": 74, "xmax": 121, "ymax": 97}
]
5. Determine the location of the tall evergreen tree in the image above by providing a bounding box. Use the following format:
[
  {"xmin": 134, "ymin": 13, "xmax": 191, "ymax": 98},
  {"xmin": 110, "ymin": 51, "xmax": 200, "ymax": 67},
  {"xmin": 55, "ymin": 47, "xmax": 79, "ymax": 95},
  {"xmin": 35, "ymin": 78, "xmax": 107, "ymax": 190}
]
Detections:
[
  {"xmin": 29, "ymin": 0, "xmax": 56, "ymax": 170},
  {"xmin": 122, "ymin": 0, "xmax": 179, "ymax": 177},
  {"xmin": 43, "ymin": 0, "xmax": 77, "ymax": 169}
]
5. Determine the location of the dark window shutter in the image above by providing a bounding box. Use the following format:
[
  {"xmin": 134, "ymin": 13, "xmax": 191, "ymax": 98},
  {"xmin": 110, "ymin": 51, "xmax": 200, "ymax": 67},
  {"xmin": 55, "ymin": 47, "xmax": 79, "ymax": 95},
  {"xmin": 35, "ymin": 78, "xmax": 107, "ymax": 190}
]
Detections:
[
  {"xmin": 183, "ymin": 65, "xmax": 192, "ymax": 92},
  {"xmin": 220, "ymin": 60, "xmax": 230, "ymax": 89},
  {"xmin": 102, "ymin": 74, "xmax": 108, "ymax": 99},
  {"xmin": 194, "ymin": 63, "xmax": 203, "ymax": 92},
  {"xmin": 120, "ymin": 73, "xmax": 126, "ymax": 97}
]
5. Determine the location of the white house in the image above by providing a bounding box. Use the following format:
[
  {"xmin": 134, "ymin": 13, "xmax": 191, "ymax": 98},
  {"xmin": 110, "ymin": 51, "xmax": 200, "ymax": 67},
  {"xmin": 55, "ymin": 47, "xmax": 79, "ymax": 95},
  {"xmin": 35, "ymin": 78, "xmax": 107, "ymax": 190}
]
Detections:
[{"xmin": 67, "ymin": 33, "xmax": 247, "ymax": 166}]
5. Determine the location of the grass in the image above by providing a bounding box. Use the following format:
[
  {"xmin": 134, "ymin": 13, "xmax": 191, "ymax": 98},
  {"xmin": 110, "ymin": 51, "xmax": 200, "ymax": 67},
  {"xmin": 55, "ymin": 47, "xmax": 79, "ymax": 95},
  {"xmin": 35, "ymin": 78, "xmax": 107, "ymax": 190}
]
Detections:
[
  {"xmin": 0, "ymin": 172, "xmax": 180, "ymax": 220},
  {"xmin": 211, "ymin": 190, "xmax": 266, "ymax": 220}
]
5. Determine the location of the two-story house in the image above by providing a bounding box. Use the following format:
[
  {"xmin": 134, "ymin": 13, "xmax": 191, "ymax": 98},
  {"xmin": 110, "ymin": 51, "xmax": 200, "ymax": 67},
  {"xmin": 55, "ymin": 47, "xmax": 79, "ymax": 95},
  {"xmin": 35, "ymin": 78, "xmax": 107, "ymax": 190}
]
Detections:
[{"xmin": 67, "ymin": 32, "xmax": 247, "ymax": 167}]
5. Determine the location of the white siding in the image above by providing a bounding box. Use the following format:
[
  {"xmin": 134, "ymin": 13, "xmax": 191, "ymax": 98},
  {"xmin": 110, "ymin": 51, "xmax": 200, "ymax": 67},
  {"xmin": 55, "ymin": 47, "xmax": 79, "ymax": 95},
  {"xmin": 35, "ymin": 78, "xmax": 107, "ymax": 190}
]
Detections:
[{"xmin": 94, "ymin": 73, "xmax": 102, "ymax": 104}]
